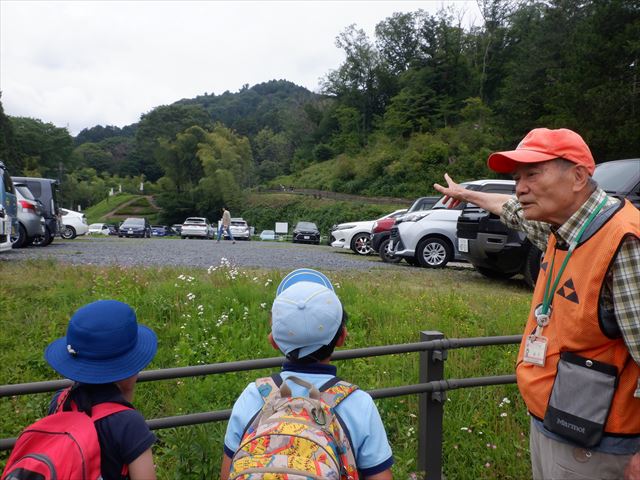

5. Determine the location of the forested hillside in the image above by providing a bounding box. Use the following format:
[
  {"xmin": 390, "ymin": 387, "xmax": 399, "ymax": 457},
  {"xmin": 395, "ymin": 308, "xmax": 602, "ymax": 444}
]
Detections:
[{"xmin": 1, "ymin": 1, "xmax": 638, "ymax": 224}]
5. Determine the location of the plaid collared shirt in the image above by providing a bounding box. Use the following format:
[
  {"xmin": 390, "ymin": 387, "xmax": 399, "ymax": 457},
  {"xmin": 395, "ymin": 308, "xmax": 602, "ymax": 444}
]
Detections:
[{"xmin": 502, "ymin": 188, "xmax": 640, "ymax": 397}]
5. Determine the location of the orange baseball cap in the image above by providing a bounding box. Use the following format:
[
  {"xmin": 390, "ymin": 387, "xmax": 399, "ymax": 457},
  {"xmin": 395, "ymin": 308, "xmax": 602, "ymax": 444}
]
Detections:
[{"xmin": 487, "ymin": 128, "xmax": 595, "ymax": 175}]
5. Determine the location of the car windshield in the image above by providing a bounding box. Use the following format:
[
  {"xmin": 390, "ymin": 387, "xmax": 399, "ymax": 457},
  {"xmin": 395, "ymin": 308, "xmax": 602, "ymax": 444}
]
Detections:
[
  {"xmin": 122, "ymin": 219, "xmax": 144, "ymax": 226},
  {"xmin": 231, "ymin": 221, "xmax": 247, "ymax": 226},
  {"xmin": 296, "ymin": 222, "xmax": 317, "ymax": 230},
  {"xmin": 15, "ymin": 184, "xmax": 36, "ymax": 201},
  {"xmin": 407, "ymin": 197, "xmax": 438, "ymax": 213}
]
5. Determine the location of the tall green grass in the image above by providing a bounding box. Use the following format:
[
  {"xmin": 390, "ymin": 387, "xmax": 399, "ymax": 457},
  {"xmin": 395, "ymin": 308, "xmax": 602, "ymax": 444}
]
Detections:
[{"xmin": 0, "ymin": 260, "xmax": 534, "ymax": 479}]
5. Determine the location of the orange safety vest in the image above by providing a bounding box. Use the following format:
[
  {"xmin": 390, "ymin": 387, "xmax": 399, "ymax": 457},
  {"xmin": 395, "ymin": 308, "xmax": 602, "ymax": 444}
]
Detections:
[{"xmin": 516, "ymin": 200, "xmax": 640, "ymax": 435}]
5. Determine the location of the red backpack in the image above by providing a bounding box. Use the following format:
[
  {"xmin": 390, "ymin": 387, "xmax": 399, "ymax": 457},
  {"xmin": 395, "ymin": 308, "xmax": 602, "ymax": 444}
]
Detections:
[{"xmin": 2, "ymin": 390, "xmax": 131, "ymax": 480}]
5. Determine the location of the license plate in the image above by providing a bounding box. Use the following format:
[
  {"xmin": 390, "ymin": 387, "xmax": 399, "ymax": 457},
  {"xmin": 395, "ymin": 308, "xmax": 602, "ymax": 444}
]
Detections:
[
  {"xmin": 304, "ymin": 235, "xmax": 309, "ymax": 239},
  {"xmin": 458, "ymin": 238, "xmax": 469, "ymax": 253}
]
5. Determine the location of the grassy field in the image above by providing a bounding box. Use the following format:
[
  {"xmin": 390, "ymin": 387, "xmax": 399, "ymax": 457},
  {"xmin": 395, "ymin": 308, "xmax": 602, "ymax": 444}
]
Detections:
[
  {"xmin": 84, "ymin": 194, "xmax": 161, "ymax": 224},
  {"xmin": 0, "ymin": 259, "xmax": 534, "ymax": 479},
  {"xmin": 84, "ymin": 193, "xmax": 138, "ymax": 223}
]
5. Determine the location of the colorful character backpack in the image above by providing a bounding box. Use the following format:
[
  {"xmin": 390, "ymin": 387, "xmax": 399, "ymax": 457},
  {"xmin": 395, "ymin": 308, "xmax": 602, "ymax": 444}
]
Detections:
[{"xmin": 230, "ymin": 374, "xmax": 360, "ymax": 480}]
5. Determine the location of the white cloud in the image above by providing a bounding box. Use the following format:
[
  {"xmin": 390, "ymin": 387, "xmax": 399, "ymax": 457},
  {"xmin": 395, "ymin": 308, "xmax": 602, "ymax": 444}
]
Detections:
[{"xmin": 1, "ymin": 0, "xmax": 481, "ymax": 135}]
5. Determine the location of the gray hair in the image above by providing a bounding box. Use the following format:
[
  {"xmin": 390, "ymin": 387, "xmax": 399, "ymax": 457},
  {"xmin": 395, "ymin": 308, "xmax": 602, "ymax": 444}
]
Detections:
[{"xmin": 552, "ymin": 158, "xmax": 597, "ymax": 191}]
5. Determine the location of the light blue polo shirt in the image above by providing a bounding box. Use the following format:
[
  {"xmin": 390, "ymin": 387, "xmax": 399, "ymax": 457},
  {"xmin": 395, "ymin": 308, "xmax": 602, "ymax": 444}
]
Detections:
[{"xmin": 223, "ymin": 362, "xmax": 394, "ymax": 476}]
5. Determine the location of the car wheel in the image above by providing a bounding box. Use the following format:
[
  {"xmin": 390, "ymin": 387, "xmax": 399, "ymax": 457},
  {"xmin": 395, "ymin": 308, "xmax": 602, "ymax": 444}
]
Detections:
[
  {"xmin": 476, "ymin": 267, "xmax": 516, "ymax": 280},
  {"xmin": 61, "ymin": 225, "xmax": 76, "ymax": 239},
  {"xmin": 379, "ymin": 238, "xmax": 402, "ymax": 264},
  {"xmin": 351, "ymin": 233, "xmax": 372, "ymax": 255},
  {"xmin": 11, "ymin": 223, "xmax": 27, "ymax": 248},
  {"xmin": 522, "ymin": 244, "xmax": 543, "ymax": 288},
  {"xmin": 416, "ymin": 237, "xmax": 452, "ymax": 268},
  {"xmin": 32, "ymin": 227, "xmax": 53, "ymax": 247}
]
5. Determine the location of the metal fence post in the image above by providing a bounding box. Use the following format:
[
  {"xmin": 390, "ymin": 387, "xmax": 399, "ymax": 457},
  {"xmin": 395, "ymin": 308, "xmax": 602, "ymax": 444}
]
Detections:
[{"xmin": 418, "ymin": 330, "xmax": 446, "ymax": 479}]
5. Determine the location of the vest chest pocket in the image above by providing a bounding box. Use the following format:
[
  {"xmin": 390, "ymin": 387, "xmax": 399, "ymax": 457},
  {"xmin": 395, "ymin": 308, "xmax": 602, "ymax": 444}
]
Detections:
[{"xmin": 543, "ymin": 351, "xmax": 618, "ymax": 447}]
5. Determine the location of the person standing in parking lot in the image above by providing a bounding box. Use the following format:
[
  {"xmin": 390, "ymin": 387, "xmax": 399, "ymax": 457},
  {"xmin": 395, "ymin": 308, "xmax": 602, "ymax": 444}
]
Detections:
[
  {"xmin": 217, "ymin": 206, "xmax": 235, "ymax": 244},
  {"xmin": 434, "ymin": 128, "xmax": 639, "ymax": 480}
]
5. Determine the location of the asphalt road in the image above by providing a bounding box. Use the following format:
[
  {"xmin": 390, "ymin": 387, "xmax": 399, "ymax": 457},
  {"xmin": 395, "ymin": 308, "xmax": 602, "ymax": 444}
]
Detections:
[{"xmin": 2, "ymin": 236, "xmax": 412, "ymax": 271}]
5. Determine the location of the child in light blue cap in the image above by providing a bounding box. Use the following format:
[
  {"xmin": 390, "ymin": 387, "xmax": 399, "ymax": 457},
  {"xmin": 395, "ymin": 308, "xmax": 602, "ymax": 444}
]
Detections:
[{"xmin": 220, "ymin": 268, "xmax": 394, "ymax": 480}]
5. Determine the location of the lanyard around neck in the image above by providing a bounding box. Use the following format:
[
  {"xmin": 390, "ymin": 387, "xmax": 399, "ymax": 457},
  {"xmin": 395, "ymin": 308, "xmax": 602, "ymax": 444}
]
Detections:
[{"xmin": 540, "ymin": 197, "xmax": 608, "ymax": 315}]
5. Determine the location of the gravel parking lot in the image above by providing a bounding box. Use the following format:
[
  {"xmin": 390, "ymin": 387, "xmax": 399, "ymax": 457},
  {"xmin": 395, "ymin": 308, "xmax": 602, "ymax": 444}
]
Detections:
[{"xmin": 2, "ymin": 237, "xmax": 409, "ymax": 271}]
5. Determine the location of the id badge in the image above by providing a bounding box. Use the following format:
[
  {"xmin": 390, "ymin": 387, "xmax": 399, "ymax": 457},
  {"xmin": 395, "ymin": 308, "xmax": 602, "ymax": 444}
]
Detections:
[{"xmin": 523, "ymin": 334, "xmax": 548, "ymax": 366}]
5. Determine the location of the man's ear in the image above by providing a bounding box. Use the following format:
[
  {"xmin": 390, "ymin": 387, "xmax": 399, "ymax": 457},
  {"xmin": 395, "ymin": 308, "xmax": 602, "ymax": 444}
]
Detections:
[
  {"xmin": 336, "ymin": 326, "xmax": 348, "ymax": 347},
  {"xmin": 268, "ymin": 332, "xmax": 280, "ymax": 351},
  {"xmin": 572, "ymin": 165, "xmax": 591, "ymax": 192}
]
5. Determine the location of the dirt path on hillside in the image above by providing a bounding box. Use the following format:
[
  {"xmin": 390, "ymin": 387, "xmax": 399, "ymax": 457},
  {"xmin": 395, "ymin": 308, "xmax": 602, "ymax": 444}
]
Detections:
[{"xmin": 103, "ymin": 195, "xmax": 159, "ymax": 218}]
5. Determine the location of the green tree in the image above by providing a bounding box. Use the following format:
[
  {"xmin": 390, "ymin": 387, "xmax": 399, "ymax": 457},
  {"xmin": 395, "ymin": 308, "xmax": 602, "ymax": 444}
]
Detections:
[
  {"xmin": 322, "ymin": 25, "xmax": 387, "ymax": 139},
  {"xmin": 375, "ymin": 11, "xmax": 422, "ymax": 75},
  {"xmin": 198, "ymin": 123, "xmax": 254, "ymax": 188},
  {"xmin": 0, "ymin": 94, "xmax": 21, "ymax": 172},
  {"xmin": 10, "ymin": 116, "xmax": 73, "ymax": 178},
  {"xmin": 72, "ymin": 143, "xmax": 113, "ymax": 173},
  {"xmin": 252, "ymin": 127, "xmax": 293, "ymax": 180},
  {"xmin": 135, "ymin": 104, "xmax": 211, "ymax": 181},
  {"xmin": 156, "ymin": 126, "xmax": 207, "ymax": 193}
]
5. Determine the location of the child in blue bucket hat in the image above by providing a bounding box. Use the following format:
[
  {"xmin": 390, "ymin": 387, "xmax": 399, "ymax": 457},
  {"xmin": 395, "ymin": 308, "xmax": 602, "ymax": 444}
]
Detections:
[
  {"xmin": 44, "ymin": 300, "xmax": 158, "ymax": 480},
  {"xmin": 220, "ymin": 268, "xmax": 394, "ymax": 479}
]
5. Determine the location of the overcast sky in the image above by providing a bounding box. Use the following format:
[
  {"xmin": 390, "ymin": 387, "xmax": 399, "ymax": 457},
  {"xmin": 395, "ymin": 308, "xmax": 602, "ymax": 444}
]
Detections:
[{"xmin": 1, "ymin": 1, "xmax": 481, "ymax": 136}]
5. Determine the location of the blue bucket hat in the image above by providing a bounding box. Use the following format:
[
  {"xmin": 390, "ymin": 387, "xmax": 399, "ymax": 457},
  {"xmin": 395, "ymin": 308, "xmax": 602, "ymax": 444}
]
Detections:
[
  {"xmin": 272, "ymin": 269, "xmax": 343, "ymax": 359},
  {"xmin": 45, "ymin": 300, "xmax": 157, "ymax": 384}
]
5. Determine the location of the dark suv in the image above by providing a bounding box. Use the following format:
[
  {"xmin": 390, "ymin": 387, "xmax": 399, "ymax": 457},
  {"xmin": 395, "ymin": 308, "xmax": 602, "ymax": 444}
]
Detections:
[
  {"xmin": 594, "ymin": 158, "xmax": 640, "ymax": 208},
  {"xmin": 457, "ymin": 202, "xmax": 542, "ymax": 287},
  {"xmin": 456, "ymin": 158, "xmax": 639, "ymax": 287},
  {"xmin": 118, "ymin": 217, "xmax": 151, "ymax": 238},
  {"xmin": 11, "ymin": 176, "xmax": 60, "ymax": 247}
]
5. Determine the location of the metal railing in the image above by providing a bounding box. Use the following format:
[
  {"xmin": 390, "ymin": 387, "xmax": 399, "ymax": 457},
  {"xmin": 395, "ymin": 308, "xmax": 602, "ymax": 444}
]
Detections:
[{"xmin": 0, "ymin": 331, "xmax": 522, "ymax": 479}]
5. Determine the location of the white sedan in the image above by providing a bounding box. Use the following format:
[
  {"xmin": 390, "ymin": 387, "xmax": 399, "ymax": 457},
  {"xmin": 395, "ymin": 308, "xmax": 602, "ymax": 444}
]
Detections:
[
  {"xmin": 60, "ymin": 208, "xmax": 89, "ymax": 239},
  {"xmin": 330, "ymin": 209, "xmax": 406, "ymax": 255},
  {"xmin": 88, "ymin": 223, "xmax": 111, "ymax": 235}
]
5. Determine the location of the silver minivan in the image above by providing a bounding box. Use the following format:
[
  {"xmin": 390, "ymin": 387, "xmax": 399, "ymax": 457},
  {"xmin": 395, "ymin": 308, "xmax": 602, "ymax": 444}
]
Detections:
[{"xmin": 11, "ymin": 182, "xmax": 45, "ymax": 248}]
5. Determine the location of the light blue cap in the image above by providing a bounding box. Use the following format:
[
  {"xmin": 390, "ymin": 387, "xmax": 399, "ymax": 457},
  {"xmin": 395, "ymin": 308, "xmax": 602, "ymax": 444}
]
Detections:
[
  {"xmin": 272, "ymin": 269, "xmax": 342, "ymax": 359},
  {"xmin": 276, "ymin": 268, "xmax": 335, "ymax": 295}
]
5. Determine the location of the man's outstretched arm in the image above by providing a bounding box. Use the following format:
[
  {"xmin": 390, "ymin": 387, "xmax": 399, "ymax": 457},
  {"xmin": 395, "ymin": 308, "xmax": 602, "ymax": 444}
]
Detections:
[{"xmin": 434, "ymin": 173, "xmax": 512, "ymax": 215}]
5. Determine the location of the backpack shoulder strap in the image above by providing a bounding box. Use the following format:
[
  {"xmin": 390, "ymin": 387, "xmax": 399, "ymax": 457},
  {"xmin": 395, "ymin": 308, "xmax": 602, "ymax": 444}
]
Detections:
[
  {"xmin": 90, "ymin": 402, "xmax": 133, "ymax": 422},
  {"xmin": 53, "ymin": 386, "xmax": 73, "ymax": 413},
  {"xmin": 255, "ymin": 374, "xmax": 282, "ymax": 404},
  {"xmin": 319, "ymin": 377, "xmax": 358, "ymax": 409}
]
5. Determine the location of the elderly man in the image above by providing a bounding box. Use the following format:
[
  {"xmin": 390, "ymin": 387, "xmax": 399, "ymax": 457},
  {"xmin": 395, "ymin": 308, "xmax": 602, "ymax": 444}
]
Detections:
[{"xmin": 435, "ymin": 128, "xmax": 639, "ymax": 480}]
